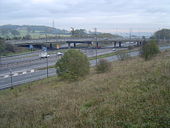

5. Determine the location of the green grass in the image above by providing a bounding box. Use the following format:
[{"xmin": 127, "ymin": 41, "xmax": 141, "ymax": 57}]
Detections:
[
  {"xmin": 0, "ymin": 50, "xmax": 170, "ymax": 128},
  {"xmin": 89, "ymin": 49, "xmax": 138, "ymax": 60},
  {"xmin": 1, "ymin": 29, "xmax": 71, "ymax": 39},
  {"xmin": 2, "ymin": 49, "xmax": 34, "ymax": 56}
]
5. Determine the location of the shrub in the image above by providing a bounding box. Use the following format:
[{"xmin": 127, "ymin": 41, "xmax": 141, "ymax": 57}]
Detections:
[
  {"xmin": 0, "ymin": 40, "xmax": 16, "ymax": 55},
  {"xmin": 96, "ymin": 59, "xmax": 112, "ymax": 73},
  {"xmin": 0, "ymin": 40, "xmax": 6, "ymax": 55},
  {"xmin": 5, "ymin": 43, "xmax": 15, "ymax": 52},
  {"xmin": 140, "ymin": 40, "xmax": 160, "ymax": 60},
  {"xmin": 55, "ymin": 49, "xmax": 90, "ymax": 80},
  {"xmin": 116, "ymin": 50, "xmax": 130, "ymax": 61},
  {"xmin": 128, "ymin": 45, "xmax": 133, "ymax": 50}
]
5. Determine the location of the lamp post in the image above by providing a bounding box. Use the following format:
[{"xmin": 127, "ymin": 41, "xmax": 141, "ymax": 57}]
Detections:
[
  {"xmin": 46, "ymin": 55, "xmax": 49, "ymax": 78},
  {"xmin": 129, "ymin": 28, "xmax": 132, "ymax": 40},
  {"xmin": 94, "ymin": 28, "xmax": 98, "ymax": 66},
  {"xmin": 0, "ymin": 54, "xmax": 1, "ymax": 66},
  {"xmin": 45, "ymin": 33, "xmax": 49, "ymax": 78},
  {"xmin": 10, "ymin": 68, "xmax": 13, "ymax": 89},
  {"xmin": 71, "ymin": 27, "xmax": 74, "ymax": 37}
]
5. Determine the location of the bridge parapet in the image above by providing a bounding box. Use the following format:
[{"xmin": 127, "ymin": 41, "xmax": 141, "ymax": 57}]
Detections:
[{"xmin": 6, "ymin": 38, "xmax": 146, "ymax": 44}]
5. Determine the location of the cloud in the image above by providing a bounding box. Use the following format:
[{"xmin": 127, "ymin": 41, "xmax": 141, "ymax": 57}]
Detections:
[{"xmin": 0, "ymin": 0, "xmax": 170, "ymax": 32}]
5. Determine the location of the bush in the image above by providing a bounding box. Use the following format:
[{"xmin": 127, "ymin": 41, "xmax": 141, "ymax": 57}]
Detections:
[
  {"xmin": 0, "ymin": 40, "xmax": 6, "ymax": 55},
  {"xmin": 5, "ymin": 43, "xmax": 15, "ymax": 52},
  {"xmin": 116, "ymin": 50, "xmax": 130, "ymax": 61},
  {"xmin": 96, "ymin": 59, "xmax": 112, "ymax": 73},
  {"xmin": 0, "ymin": 40, "xmax": 16, "ymax": 55},
  {"xmin": 55, "ymin": 49, "xmax": 90, "ymax": 80},
  {"xmin": 128, "ymin": 45, "xmax": 133, "ymax": 50},
  {"xmin": 140, "ymin": 40, "xmax": 160, "ymax": 60}
]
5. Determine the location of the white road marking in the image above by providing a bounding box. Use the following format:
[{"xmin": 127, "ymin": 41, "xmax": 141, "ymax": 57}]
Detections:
[{"xmin": 1, "ymin": 69, "xmax": 36, "ymax": 79}]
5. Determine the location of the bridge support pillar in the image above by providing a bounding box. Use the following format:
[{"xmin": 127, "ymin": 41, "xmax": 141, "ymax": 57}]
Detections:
[
  {"xmin": 74, "ymin": 43, "xmax": 76, "ymax": 47},
  {"xmin": 96, "ymin": 42, "xmax": 99, "ymax": 48},
  {"xmin": 68, "ymin": 43, "xmax": 71, "ymax": 48},
  {"xmin": 119, "ymin": 41, "xmax": 122, "ymax": 47},
  {"xmin": 114, "ymin": 41, "xmax": 117, "ymax": 47},
  {"xmin": 50, "ymin": 43, "xmax": 53, "ymax": 49},
  {"xmin": 140, "ymin": 41, "xmax": 142, "ymax": 45},
  {"xmin": 136, "ymin": 41, "xmax": 139, "ymax": 46}
]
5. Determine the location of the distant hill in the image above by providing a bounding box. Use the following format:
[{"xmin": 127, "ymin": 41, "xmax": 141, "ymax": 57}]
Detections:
[
  {"xmin": 0, "ymin": 25, "xmax": 123, "ymax": 40},
  {"xmin": 0, "ymin": 25, "xmax": 69, "ymax": 39}
]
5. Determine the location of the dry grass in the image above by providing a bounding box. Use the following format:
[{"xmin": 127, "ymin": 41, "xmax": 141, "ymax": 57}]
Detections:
[{"xmin": 0, "ymin": 50, "xmax": 170, "ymax": 128}]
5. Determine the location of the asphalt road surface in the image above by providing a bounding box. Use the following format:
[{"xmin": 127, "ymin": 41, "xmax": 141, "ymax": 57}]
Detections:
[
  {"xmin": 0, "ymin": 48, "xmax": 120, "ymax": 74},
  {"xmin": 0, "ymin": 45, "xmax": 170, "ymax": 90}
]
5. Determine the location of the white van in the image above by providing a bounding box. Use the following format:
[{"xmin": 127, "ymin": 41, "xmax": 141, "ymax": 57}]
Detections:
[{"xmin": 39, "ymin": 52, "xmax": 50, "ymax": 58}]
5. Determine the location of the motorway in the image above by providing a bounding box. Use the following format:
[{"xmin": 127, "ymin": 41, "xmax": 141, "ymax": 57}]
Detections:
[
  {"xmin": 0, "ymin": 45, "xmax": 170, "ymax": 90},
  {"xmin": 0, "ymin": 48, "xmax": 122, "ymax": 74}
]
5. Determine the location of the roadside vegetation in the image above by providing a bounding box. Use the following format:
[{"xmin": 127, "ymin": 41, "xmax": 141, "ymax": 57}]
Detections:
[
  {"xmin": 140, "ymin": 40, "xmax": 160, "ymax": 60},
  {"xmin": 151, "ymin": 28, "xmax": 170, "ymax": 40},
  {"xmin": 116, "ymin": 50, "xmax": 130, "ymax": 61},
  {"xmin": 0, "ymin": 39, "xmax": 15, "ymax": 55},
  {"xmin": 56, "ymin": 49, "xmax": 90, "ymax": 81},
  {"xmin": 0, "ymin": 49, "xmax": 170, "ymax": 128},
  {"xmin": 89, "ymin": 48, "xmax": 138, "ymax": 61},
  {"xmin": 0, "ymin": 39, "xmax": 30, "ymax": 57},
  {"xmin": 96, "ymin": 59, "xmax": 112, "ymax": 73}
]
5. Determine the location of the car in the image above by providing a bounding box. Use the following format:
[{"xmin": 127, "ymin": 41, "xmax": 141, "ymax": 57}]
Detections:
[
  {"xmin": 112, "ymin": 48, "xmax": 116, "ymax": 51},
  {"xmin": 57, "ymin": 52, "xmax": 64, "ymax": 56}
]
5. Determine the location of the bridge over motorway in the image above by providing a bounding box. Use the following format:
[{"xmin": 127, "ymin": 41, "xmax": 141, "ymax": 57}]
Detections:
[{"xmin": 5, "ymin": 37, "xmax": 146, "ymax": 49}]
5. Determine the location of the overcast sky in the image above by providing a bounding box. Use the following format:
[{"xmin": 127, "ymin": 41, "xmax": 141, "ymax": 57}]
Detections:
[{"xmin": 0, "ymin": 0, "xmax": 170, "ymax": 33}]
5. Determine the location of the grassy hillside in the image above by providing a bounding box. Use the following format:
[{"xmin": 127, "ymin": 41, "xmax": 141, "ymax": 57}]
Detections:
[
  {"xmin": 0, "ymin": 25, "xmax": 70, "ymax": 39},
  {"xmin": 0, "ymin": 50, "xmax": 170, "ymax": 128}
]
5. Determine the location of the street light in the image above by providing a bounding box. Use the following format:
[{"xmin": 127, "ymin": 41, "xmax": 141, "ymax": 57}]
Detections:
[
  {"xmin": 46, "ymin": 55, "xmax": 49, "ymax": 78},
  {"xmin": 94, "ymin": 28, "xmax": 98, "ymax": 66},
  {"xmin": 71, "ymin": 27, "xmax": 74, "ymax": 37},
  {"xmin": 10, "ymin": 68, "xmax": 13, "ymax": 89},
  {"xmin": 0, "ymin": 55, "xmax": 2, "ymax": 66},
  {"xmin": 45, "ymin": 33, "xmax": 49, "ymax": 78}
]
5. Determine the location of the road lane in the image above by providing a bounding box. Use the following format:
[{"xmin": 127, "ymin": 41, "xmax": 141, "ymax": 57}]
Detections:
[
  {"xmin": 0, "ymin": 68, "xmax": 56, "ymax": 90},
  {"xmin": 0, "ymin": 45, "xmax": 170, "ymax": 90},
  {"xmin": 0, "ymin": 48, "xmax": 118, "ymax": 74}
]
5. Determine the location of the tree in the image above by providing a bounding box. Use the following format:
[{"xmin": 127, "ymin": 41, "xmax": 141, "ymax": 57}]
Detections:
[
  {"xmin": 152, "ymin": 29, "xmax": 170, "ymax": 40},
  {"xmin": 56, "ymin": 50, "xmax": 90, "ymax": 80},
  {"xmin": 0, "ymin": 39, "xmax": 6, "ymax": 64},
  {"xmin": 11, "ymin": 30, "xmax": 20, "ymax": 36},
  {"xmin": 5, "ymin": 43, "xmax": 15, "ymax": 52},
  {"xmin": 97, "ymin": 33, "xmax": 122, "ymax": 38},
  {"xmin": 22, "ymin": 34, "xmax": 31, "ymax": 40},
  {"xmin": 71, "ymin": 29, "xmax": 87, "ymax": 37},
  {"xmin": 0, "ymin": 40, "xmax": 6, "ymax": 54},
  {"xmin": 0, "ymin": 28, "xmax": 9, "ymax": 36},
  {"xmin": 140, "ymin": 40, "xmax": 160, "ymax": 60}
]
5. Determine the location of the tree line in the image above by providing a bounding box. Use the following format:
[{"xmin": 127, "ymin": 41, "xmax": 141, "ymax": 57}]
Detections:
[{"xmin": 151, "ymin": 29, "xmax": 170, "ymax": 40}]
